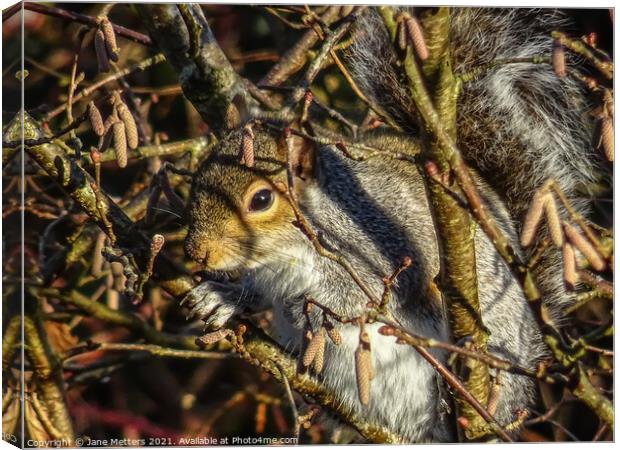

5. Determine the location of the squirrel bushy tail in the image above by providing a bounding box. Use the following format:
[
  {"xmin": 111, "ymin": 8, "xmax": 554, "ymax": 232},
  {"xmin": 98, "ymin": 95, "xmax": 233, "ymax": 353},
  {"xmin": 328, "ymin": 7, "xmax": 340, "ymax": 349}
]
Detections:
[{"xmin": 347, "ymin": 7, "xmax": 602, "ymax": 220}]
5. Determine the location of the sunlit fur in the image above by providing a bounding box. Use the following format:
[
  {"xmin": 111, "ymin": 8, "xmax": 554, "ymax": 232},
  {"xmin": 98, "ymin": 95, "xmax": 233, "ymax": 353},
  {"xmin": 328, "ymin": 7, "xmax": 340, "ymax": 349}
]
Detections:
[
  {"xmin": 185, "ymin": 131, "xmax": 544, "ymax": 441},
  {"xmin": 184, "ymin": 7, "xmax": 601, "ymax": 442},
  {"xmin": 346, "ymin": 7, "xmax": 605, "ymax": 325},
  {"xmin": 185, "ymin": 130, "xmax": 297, "ymax": 271}
]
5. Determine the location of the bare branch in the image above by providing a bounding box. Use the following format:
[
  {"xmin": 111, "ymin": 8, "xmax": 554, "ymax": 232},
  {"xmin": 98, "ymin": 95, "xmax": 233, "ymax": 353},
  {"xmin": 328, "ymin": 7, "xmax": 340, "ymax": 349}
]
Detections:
[
  {"xmin": 24, "ymin": 2, "xmax": 151, "ymax": 45},
  {"xmin": 136, "ymin": 4, "xmax": 257, "ymax": 132}
]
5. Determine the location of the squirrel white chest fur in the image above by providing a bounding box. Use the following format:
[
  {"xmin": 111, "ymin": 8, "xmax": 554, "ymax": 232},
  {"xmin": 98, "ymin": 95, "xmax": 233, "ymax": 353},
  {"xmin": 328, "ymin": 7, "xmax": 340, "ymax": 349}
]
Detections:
[{"xmin": 245, "ymin": 241, "xmax": 451, "ymax": 442}]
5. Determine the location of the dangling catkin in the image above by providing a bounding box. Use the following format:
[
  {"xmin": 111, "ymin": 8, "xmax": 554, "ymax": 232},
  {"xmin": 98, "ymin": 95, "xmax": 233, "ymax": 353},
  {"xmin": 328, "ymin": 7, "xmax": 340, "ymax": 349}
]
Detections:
[
  {"xmin": 297, "ymin": 327, "xmax": 313, "ymax": 374},
  {"xmin": 355, "ymin": 343, "xmax": 371, "ymax": 405},
  {"xmin": 520, "ymin": 191, "xmax": 548, "ymax": 247},
  {"xmin": 404, "ymin": 15, "xmax": 429, "ymax": 60},
  {"xmin": 552, "ymin": 40, "xmax": 566, "ymax": 78},
  {"xmin": 360, "ymin": 331, "xmax": 375, "ymax": 380},
  {"xmin": 94, "ymin": 29, "xmax": 110, "ymax": 72},
  {"xmin": 543, "ymin": 195, "xmax": 564, "ymax": 247},
  {"xmin": 100, "ymin": 17, "xmax": 119, "ymax": 62},
  {"xmin": 562, "ymin": 242, "xmax": 578, "ymax": 288},
  {"xmin": 312, "ymin": 329, "xmax": 326, "ymax": 373},
  {"xmin": 112, "ymin": 121, "xmax": 128, "ymax": 168},
  {"xmin": 487, "ymin": 377, "xmax": 501, "ymax": 416},
  {"xmin": 396, "ymin": 17, "xmax": 407, "ymax": 51},
  {"xmin": 241, "ymin": 125, "xmax": 255, "ymax": 167},
  {"xmin": 563, "ymin": 222, "xmax": 606, "ymax": 271},
  {"xmin": 600, "ymin": 116, "xmax": 613, "ymax": 162},
  {"xmin": 88, "ymin": 101, "xmax": 105, "ymax": 136},
  {"xmin": 303, "ymin": 328, "xmax": 324, "ymax": 368},
  {"xmin": 323, "ymin": 320, "xmax": 342, "ymax": 346},
  {"xmin": 198, "ymin": 329, "xmax": 230, "ymax": 345},
  {"xmin": 117, "ymin": 103, "xmax": 139, "ymax": 149}
]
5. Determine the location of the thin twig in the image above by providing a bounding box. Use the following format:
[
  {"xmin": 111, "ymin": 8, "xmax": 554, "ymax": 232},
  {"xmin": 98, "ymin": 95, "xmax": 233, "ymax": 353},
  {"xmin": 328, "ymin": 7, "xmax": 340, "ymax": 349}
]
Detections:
[
  {"xmin": 288, "ymin": 12, "xmax": 361, "ymax": 106},
  {"xmin": 24, "ymin": 2, "xmax": 152, "ymax": 45},
  {"xmin": 43, "ymin": 54, "xmax": 166, "ymax": 121},
  {"xmin": 62, "ymin": 342, "xmax": 237, "ymax": 363},
  {"xmin": 259, "ymin": 6, "xmax": 342, "ymax": 87},
  {"xmin": 552, "ymin": 31, "xmax": 613, "ymax": 80},
  {"xmin": 413, "ymin": 345, "xmax": 512, "ymax": 442},
  {"xmin": 275, "ymin": 363, "xmax": 300, "ymax": 442}
]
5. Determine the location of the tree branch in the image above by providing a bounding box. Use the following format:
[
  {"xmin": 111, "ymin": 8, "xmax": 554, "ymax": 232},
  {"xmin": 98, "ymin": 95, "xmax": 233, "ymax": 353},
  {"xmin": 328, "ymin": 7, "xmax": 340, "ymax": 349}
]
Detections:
[
  {"xmin": 231, "ymin": 324, "xmax": 406, "ymax": 443},
  {"xmin": 259, "ymin": 6, "xmax": 342, "ymax": 86},
  {"xmin": 24, "ymin": 314, "xmax": 74, "ymax": 442},
  {"xmin": 136, "ymin": 4, "xmax": 256, "ymax": 132},
  {"xmin": 379, "ymin": 6, "xmax": 613, "ymax": 433},
  {"xmin": 14, "ymin": 112, "xmax": 195, "ymax": 297},
  {"xmin": 24, "ymin": 2, "xmax": 151, "ymax": 46},
  {"xmin": 379, "ymin": 7, "xmax": 492, "ymax": 440}
]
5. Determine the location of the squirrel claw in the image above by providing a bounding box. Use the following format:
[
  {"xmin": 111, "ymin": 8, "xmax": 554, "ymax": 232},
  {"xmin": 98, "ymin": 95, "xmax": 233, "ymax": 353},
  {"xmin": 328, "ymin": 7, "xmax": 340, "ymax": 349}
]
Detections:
[{"xmin": 182, "ymin": 280, "xmax": 244, "ymax": 329}]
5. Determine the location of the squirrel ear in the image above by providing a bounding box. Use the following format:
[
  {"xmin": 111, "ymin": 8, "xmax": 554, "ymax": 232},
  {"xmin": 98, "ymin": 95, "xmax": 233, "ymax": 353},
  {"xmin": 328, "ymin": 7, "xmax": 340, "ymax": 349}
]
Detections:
[
  {"xmin": 224, "ymin": 94, "xmax": 252, "ymax": 130},
  {"xmin": 285, "ymin": 125, "xmax": 316, "ymax": 181}
]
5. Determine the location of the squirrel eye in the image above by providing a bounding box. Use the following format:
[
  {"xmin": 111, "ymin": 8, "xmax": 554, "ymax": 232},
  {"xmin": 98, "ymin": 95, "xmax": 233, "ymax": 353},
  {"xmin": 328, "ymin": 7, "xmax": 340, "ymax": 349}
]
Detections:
[{"xmin": 248, "ymin": 188, "xmax": 274, "ymax": 212}]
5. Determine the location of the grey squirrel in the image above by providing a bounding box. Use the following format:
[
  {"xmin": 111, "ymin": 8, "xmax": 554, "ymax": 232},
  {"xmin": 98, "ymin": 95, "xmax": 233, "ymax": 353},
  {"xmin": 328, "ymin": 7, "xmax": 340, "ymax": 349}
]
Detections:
[{"xmin": 182, "ymin": 7, "xmax": 603, "ymax": 442}]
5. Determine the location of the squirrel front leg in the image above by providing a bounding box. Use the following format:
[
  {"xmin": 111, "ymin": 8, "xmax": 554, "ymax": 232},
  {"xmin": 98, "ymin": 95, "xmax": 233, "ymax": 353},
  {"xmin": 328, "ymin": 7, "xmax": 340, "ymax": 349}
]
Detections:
[{"xmin": 181, "ymin": 280, "xmax": 262, "ymax": 329}]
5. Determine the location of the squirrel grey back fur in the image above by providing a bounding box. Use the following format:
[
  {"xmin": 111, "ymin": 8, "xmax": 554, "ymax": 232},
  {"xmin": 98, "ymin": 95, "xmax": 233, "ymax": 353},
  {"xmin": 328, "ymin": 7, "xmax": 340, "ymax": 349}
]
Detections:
[
  {"xmin": 346, "ymin": 6, "xmax": 603, "ymax": 327},
  {"xmin": 348, "ymin": 7, "xmax": 600, "ymax": 216},
  {"xmin": 183, "ymin": 7, "xmax": 601, "ymax": 443}
]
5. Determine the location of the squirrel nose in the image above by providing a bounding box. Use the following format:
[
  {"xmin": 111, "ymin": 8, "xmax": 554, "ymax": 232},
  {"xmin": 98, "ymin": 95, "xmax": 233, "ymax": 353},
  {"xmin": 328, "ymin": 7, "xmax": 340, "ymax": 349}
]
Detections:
[{"xmin": 184, "ymin": 236, "xmax": 208, "ymax": 265}]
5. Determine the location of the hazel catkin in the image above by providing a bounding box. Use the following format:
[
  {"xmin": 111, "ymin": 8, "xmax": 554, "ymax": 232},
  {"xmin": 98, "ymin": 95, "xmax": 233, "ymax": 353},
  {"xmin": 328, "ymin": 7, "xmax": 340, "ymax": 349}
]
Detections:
[
  {"xmin": 241, "ymin": 124, "xmax": 255, "ymax": 167},
  {"xmin": 404, "ymin": 15, "xmax": 429, "ymax": 60},
  {"xmin": 520, "ymin": 190, "xmax": 548, "ymax": 247},
  {"xmin": 552, "ymin": 40, "xmax": 566, "ymax": 78},
  {"xmin": 303, "ymin": 328, "xmax": 325, "ymax": 368},
  {"xmin": 100, "ymin": 17, "xmax": 119, "ymax": 62},
  {"xmin": 312, "ymin": 329, "xmax": 326, "ymax": 374},
  {"xmin": 562, "ymin": 242, "xmax": 578, "ymax": 289},
  {"xmin": 355, "ymin": 343, "xmax": 372, "ymax": 405},
  {"xmin": 324, "ymin": 320, "xmax": 342, "ymax": 346},
  {"xmin": 117, "ymin": 102, "xmax": 139, "ymax": 149},
  {"xmin": 543, "ymin": 195, "xmax": 564, "ymax": 247},
  {"xmin": 112, "ymin": 121, "xmax": 128, "ymax": 168},
  {"xmin": 563, "ymin": 222, "xmax": 606, "ymax": 271},
  {"xmin": 198, "ymin": 329, "xmax": 231, "ymax": 346},
  {"xmin": 88, "ymin": 101, "xmax": 105, "ymax": 136},
  {"xmin": 297, "ymin": 327, "xmax": 314, "ymax": 374},
  {"xmin": 600, "ymin": 116, "xmax": 613, "ymax": 162},
  {"xmin": 94, "ymin": 29, "xmax": 110, "ymax": 72}
]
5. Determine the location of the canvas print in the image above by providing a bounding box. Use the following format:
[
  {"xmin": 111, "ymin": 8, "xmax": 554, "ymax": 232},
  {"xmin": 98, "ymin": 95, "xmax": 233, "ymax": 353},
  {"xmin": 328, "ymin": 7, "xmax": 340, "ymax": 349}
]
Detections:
[{"xmin": 2, "ymin": 3, "xmax": 614, "ymax": 446}]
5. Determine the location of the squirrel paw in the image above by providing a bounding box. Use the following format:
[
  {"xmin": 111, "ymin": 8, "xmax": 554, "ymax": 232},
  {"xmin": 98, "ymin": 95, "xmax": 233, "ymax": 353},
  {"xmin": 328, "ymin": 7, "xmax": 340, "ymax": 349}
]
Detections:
[{"xmin": 181, "ymin": 281, "xmax": 244, "ymax": 329}]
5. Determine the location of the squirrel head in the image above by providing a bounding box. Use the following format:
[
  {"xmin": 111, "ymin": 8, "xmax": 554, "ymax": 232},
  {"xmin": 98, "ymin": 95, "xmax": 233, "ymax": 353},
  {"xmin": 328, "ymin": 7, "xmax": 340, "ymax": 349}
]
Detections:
[{"xmin": 184, "ymin": 126, "xmax": 315, "ymax": 272}]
